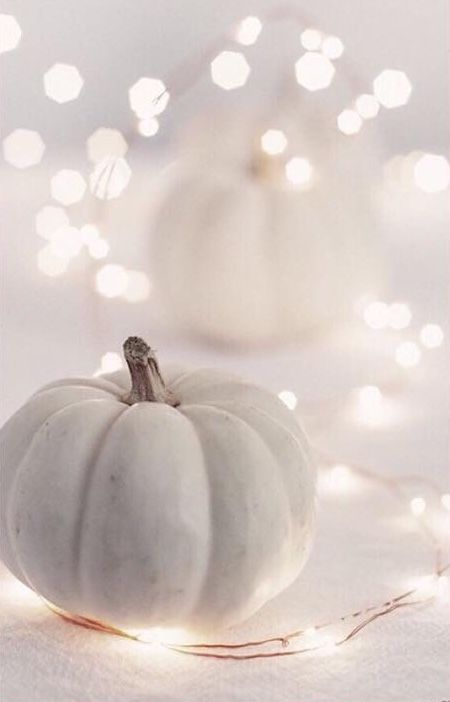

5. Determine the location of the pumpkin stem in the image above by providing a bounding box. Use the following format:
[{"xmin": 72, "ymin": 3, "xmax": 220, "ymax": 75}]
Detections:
[{"xmin": 122, "ymin": 336, "xmax": 176, "ymax": 406}]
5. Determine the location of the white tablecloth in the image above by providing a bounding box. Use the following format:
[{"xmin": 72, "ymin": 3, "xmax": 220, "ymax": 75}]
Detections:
[{"xmin": 1, "ymin": 165, "xmax": 449, "ymax": 701}]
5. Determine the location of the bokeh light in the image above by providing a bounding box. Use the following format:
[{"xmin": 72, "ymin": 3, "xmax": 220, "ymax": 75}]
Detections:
[
  {"xmin": 90, "ymin": 157, "xmax": 131, "ymax": 200},
  {"xmin": 363, "ymin": 301, "xmax": 389, "ymax": 330},
  {"xmin": 51, "ymin": 169, "xmax": 86, "ymax": 205},
  {"xmin": 129, "ymin": 77, "xmax": 169, "ymax": 118},
  {"xmin": 88, "ymin": 238, "xmax": 109, "ymax": 260},
  {"xmin": 260, "ymin": 129, "xmax": 288, "ymax": 156},
  {"xmin": 123, "ymin": 271, "xmax": 151, "ymax": 303},
  {"xmin": 3, "ymin": 129, "xmax": 45, "ymax": 169},
  {"xmin": 295, "ymin": 52, "xmax": 335, "ymax": 91},
  {"xmin": 300, "ymin": 28, "xmax": 322, "ymax": 51},
  {"xmin": 285, "ymin": 157, "xmax": 313, "ymax": 187},
  {"xmin": 235, "ymin": 16, "xmax": 262, "ymax": 45},
  {"xmin": 96, "ymin": 264, "xmax": 129, "ymax": 298},
  {"xmin": 43, "ymin": 63, "xmax": 84, "ymax": 103},
  {"xmin": 138, "ymin": 117, "xmax": 159, "ymax": 137},
  {"xmin": 355, "ymin": 94, "xmax": 380, "ymax": 120},
  {"xmin": 210, "ymin": 50, "xmax": 250, "ymax": 90},
  {"xmin": 87, "ymin": 128, "xmax": 128, "ymax": 163},
  {"xmin": 420, "ymin": 324, "xmax": 444, "ymax": 349},
  {"xmin": 278, "ymin": 390, "xmax": 298, "ymax": 410},
  {"xmin": 373, "ymin": 70, "xmax": 412, "ymax": 109},
  {"xmin": 100, "ymin": 352, "xmax": 122, "ymax": 373},
  {"xmin": 48, "ymin": 225, "xmax": 82, "ymax": 260},
  {"xmin": 355, "ymin": 385, "xmax": 384, "ymax": 426},
  {"xmin": 337, "ymin": 109, "xmax": 362, "ymax": 135},
  {"xmin": 388, "ymin": 302, "xmax": 412, "ymax": 330},
  {"xmin": 321, "ymin": 36, "xmax": 344, "ymax": 60},
  {"xmin": 35, "ymin": 206, "xmax": 69, "ymax": 239},
  {"xmin": 395, "ymin": 341, "xmax": 421, "ymax": 368},
  {"xmin": 0, "ymin": 14, "xmax": 22, "ymax": 53},
  {"xmin": 410, "ymin": 497, "xmax": 426, "ymax": 516},
  {"xmin": 37, "ymin": 247, "xmax": 69, "ymax": 277},
  {"xmin": 413, "ymin": 153, "xmax": 450, "ymax": 193}
]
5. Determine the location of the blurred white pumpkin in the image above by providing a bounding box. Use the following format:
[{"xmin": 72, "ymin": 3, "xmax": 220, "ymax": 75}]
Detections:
[{"xmin": 151, "ymin": 94, "xmax": 384, "ymax": 346}]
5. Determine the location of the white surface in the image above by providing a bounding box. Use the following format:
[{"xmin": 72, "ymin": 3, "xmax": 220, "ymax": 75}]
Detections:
[{"xmin": 1, "ymin": 163, "xmax": 449, "ymax": 700}]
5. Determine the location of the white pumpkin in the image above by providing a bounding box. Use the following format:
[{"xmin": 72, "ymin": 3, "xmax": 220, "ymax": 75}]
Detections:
[
  {"xmin": 151, "ymin": 99, "xmax": 384, "ymax": 346},
  {"xmin": 0, "ymin": 337, "xmax": 315, "ymax": 633}
]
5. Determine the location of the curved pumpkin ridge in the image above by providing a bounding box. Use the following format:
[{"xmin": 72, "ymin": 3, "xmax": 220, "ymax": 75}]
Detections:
[
  {"xmin": 189, "ymin": 399, "xmax": 316, "ymax": 584},
  {"xmin": 180, "ymin": 403, "xmax": 293, "ymax": 631},
  {"xmin": 5, "ymin": 400, "xmax": 125, "ymax": 607},
  {"xmin": 0, "ymin": 386, "xmax": 118, "ymax": 584},
  {"xmin": 36, "ymin": 376, "xmax": 124, "ymax": 399}
]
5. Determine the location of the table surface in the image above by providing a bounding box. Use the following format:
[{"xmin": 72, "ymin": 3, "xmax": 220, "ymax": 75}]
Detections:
[{"xmin": 1, "ymin": 165, "xmax": 449, "ymax": 702}]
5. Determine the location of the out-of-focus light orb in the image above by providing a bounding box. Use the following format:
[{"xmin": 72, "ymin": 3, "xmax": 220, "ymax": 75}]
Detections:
[
  {"xmin": 0, "ymin": 14, "xmax": 22, "ymax": 53},
  {"xmin": 79, "ymin": 223, "xmax": 100, "ymax": 245},
  {"xmin": 210, "ymin": 50, "xmax": 250, "ymax": 90},
  {"xmin": 129, "ymin": 77, "xmax": 169, "ymax": 118},
  {"xmin": 388, "ymin": 302, "xmax": 412, "ymax": 330},
  {"xmin": 322, "ymin": 35, "xmax": 344, "ymax": 60},
  {"xmin": 395, "ymin": 341, "xmax": 421, "ymax": 368},
  {"xmin": 383, "ymin": 151, "xmax": 423, "ymax": 191},
  {"xmin": 235, "ymin": 16, "xmax": 262, "ymax": 46},
  {"xmin": 37, "ymin": 246, "xmax": 69, "ymax": 277},
  {"xmin": 285, "ymin": 157, "xmax": 313, "ymax": 187},
  {"xmin": 355, "ymin": 94, "xmax": 380, "ymax": 120},
  {"xmin": 420, "ymin": 323, "xmax": 444, "ymax": 349},
  {"xmin": 3, "ymin": 129, "xmax": 45, "ymax": 169},
  {"xmin": 96, "ymin": 263, "xmax": 129, "ymax": 298},
  {"xmin": 295, "ymin": 51, "xmax": 335, "ymax": 91},
  {"xmin": 413, "ymin": 153, "xmax": 450, "ymax": 193},
  {"xmin": 410, "ymin": 496, "xmax": 426, "ymax": 516},
  {"xmin": 43, "ymin": 63, "xmax": 84, "ymax": 103},
  {"xmin": 261, "ymin": 129, "xmax": 288, "ymax": 156},
  {"xmin": 323, "ymin": 464, "xmax": 353, "ymax": 494},
  {"xmin": 87, "ymin": 127, "xmax": 128, "ymax": 163},
  {"xmin": 138, "ymin": 117, "xmax": 159, "ymax": 137},
  {"xmin": 441, "ymin": 493, "xmax": 450, "ymax": 511},
  {"xmin": 35, "ymin": 205, "xmax": 69, "ymax": 239},
  {"xmin": 300, "ymin": 28, "xmax": 322, "ymax": 51},
  {"xmin": 90, "ymin": 157, "xmax": 131, "ymax": 200},
  {"xmin": 88, "ymin": 238, "xmax": 109, "ymax": 260},
  {"xmin": 337, "ymin": 109, "xmax": 362, "ymax": 136},
  {"xmin": 100, "ymin": 352, "xmax": 122, "ymax": 373},
  {"xmin": 278, "ymin": 390, "xmax": 298, "ymax": 410},
  {"xmin": 373, "ymin": 69, "xmax": 412, "ymax": 109},
  {"xmin": 51, "ymin": 169, "xmax": 86, "ymax": 205},
  {"xmin": 49, "ymin": 225, "xmax": 82, "ymax": 259},
  {"xmin": 123, "ymin": 270, "xmax": 151, "ymax": 303},
  {"xmin": 356, "ymin": 385, "xmax": 383, "ymax": 426},
  {"xmin": 363, "ymin": 300, "xmax": 389, "ymax": 329}
]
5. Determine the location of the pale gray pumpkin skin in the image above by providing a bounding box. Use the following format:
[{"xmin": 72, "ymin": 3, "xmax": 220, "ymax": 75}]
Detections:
[{"xmin": 0, "ymin": 365, "xmax": 316, "ymax": 633}]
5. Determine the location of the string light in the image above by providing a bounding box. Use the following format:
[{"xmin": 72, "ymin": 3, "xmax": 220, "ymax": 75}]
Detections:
[
  {"xmin": 94, "ymin": 351, "xmax": 123, "ymax": 376},
  {"xmin": 35, "ymin": 206, "xmax": 69, "ymax": 239},
  {"xmin": 419, "ymin": 323, "xmax": 444, "ymax": 349},
  {"xmin": 295, "ymin": 51, "xmax": 335, "ymax": 91},
  {"xmin": 300, "ymin": 28, "xmax": 322, "ymax": 51},
  {"xmin": 278, "ymin": 390, "xmax": 298, "ymax": 410},
  {"xmin": 410, "ymin": 497, "xmax": 426, "ymax": 516},
  {"xmin": 337, "ymin": 109, "xmax": 362, "ymax": 135},
  {"xmin": 440, "ymin": 494, "xmax": 450, "ymax": 511},
  {"xmin": 48, "ymin": 225, "xmax": 83, "ymax": 260},
  {"xmin": 321, "ymin": 36, "xmax": 344, "ymax": 60},
  {"xmin": 320, "ymin": 464, "xmax": 353, "ymax": 494},
  {"xmin": 373, "ymin": 69, "xmax": 412, "ymax": 109},
  {"xmin": 88, "ymin": 238, "xmax": 109, "ymax": 260},
  {"xmin": 235, "ymin": 16, "xmax": 262, "ymax": 46},
  {"xmin": 413, "ymin": 154, "xmax": 450, "ymax": 193},
  {"xmin": 354, "ymin": 385, "xmax": 384, "ymax": 426},
  {"xmin": 43, "ymin": 63, "xmax": 84, "ymax": 103},
  {"xmin": 260, "ymin": 129, "xmax": 288, "ymax": 155},
  {"xmin": 2, "ymin": 129, "xmax": 45, "ymax": 169},
  {"xmin": 51, "ymin": 169, "xmax": 86, "ymax": 205},
  {"xmin": 0, "ymin": 13, "xmax": 22, "ymax": 53},
  {"xmin": 355, "ymin": 94, "xmax": 380, "ymax": 119},
  {"xmin": 395, "ymin": 341, "xmax": 421, "ymax": 368},
  {"xmin": 138, "ymin": 117, "xmax": 159, "ymax": 137},
  {"xmin": 129, "ymin": 77, "xmax": 169, "ymax": 118},
  {"xmin": 210, "ymin": 50, "xmax": 250, "ymax": 90},
  {"xmin": 285, "ymin": 157, "xmax": 313, "ymax": 187},
  {"xmin": 37, "ymin": 247, "xmax": 69, "ymax": 277},
  {"xmin": 86, "ymin": 128, "xmax": 128, "ymax": 163},
  {"xmin": 122, "ymin": 270, "xmax": 151, "ymax": 303},
  {"xmin": 89, "ymin": 157, "xmax": 131, "ymax": 200}
]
